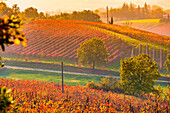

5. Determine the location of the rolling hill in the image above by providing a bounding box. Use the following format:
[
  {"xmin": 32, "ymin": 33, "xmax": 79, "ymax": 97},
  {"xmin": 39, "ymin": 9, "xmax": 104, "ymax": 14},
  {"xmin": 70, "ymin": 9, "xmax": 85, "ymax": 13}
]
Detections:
[
  {"xmin": 3, "ymin": 19, "xmax": 170, "ymax": 70},
  {"xmin": 115, "ymin": 19, "xmax": 170, "ymax": 36}
]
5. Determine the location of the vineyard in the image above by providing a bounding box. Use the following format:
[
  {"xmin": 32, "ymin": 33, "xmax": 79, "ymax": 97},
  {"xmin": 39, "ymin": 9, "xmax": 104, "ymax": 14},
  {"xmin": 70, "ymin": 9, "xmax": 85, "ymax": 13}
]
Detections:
[
  {"xmin": 3, "ymin": 19, "xmax": 170, "ymax": 70},
  {"xmin": 115, "ymin": 19, "xmax": 170, "ymax": 36},
  {"xmin": 1, "ymin": 2, "xmax": 170, "ymax": 113},
  {"xmin": 1, "ymin": 78, "xmax": 169, "ymax": 112}
]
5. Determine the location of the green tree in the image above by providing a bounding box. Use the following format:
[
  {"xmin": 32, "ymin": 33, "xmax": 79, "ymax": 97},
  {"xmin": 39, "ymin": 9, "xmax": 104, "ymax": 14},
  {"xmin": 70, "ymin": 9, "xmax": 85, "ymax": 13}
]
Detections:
[
  {"xmin": 120, "ymin": 53, "xmax": 161, "ymax": 96},
  {"xmin": 164, "ymin": 53, "xmax": 170, "ymax": 73},
  {"xmin": 24, "ymin": 7, "xmax": 38, "ymax": 19},
  {"xmin": 0, "ymin": 2, "xmax": 7, "ymax": 16},
  {"xmin": 12, "ymin": 4, "xmax": 20, "ymax": 15},
  {"xmin": 77, "ymin": 37, "xmax": 109, "ymax": 69},
  {"xmin": 39, "ymin": 12, "xmax": 46, "ymax": 19},
  {"xmin": 0, "ymin": 2, "xmax": 13, "ymax": 16},
  {"xmin": 71, "ymin": 10, "xmax": 101, "ymax": 22},
  {"xmin": 144, "ymin": 2, "xmax": 149, "ymax": 17},
  {"xmin": 109, "ymin": 17, "xmax": 113, "ymax": 24}
]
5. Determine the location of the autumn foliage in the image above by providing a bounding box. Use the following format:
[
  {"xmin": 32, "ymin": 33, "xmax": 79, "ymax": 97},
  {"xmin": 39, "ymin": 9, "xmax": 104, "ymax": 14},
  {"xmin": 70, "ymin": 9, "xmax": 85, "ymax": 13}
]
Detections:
[
  {"xmin": 0, "ymin": 15, "xmax": 27, "ymax": 52},
  {"xmin": 0, "ymin": 78, "xmax": 169, "ymax": 112},
  {"xmin": 80, "ymin": 21, "xmax": 170, "ymax": 47},
  {"xmin": 5, "ymin": 20, "xmax": 132, "ymax": 63},
  {"xmin": 4, "ymin": 20, "xmax": 169, "ymax": 66}
]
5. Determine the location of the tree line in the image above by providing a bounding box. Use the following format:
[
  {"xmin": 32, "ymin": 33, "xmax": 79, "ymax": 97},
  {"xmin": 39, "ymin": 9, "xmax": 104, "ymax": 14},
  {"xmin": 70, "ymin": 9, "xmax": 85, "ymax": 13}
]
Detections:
[
  {"xmin": 0, "ymin": 2, "xmax": 101, "ymax": 22},
  {"xmin": 1, "ymin": 1, "xmax": 168, "ymax": 23},
  {"xmin": 95, "ymin": 2, "xmax": 167, "ymax": 21}
]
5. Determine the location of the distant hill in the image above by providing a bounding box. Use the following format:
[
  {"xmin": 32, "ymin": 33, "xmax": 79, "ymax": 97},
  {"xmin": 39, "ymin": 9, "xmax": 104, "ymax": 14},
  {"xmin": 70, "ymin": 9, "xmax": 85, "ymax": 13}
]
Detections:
[
  {"xmin": 4, "ymin": 20, "xmax": 170, "ymax": 69},
  {"xmin": 115, "ymin": 19, "xmax": 170, "ymax": 36}
]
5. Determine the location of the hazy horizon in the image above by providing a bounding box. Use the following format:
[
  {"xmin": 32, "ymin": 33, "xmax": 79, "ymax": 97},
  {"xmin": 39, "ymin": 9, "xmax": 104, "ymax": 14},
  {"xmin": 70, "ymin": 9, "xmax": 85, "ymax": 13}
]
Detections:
[{"xmin": 5, "ymin": 0, "xmax": 170, "ymax": 13}]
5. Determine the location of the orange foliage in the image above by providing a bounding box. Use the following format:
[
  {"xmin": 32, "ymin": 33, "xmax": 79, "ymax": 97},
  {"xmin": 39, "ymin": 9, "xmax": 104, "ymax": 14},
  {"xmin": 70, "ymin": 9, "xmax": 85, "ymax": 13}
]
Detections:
[
  {"xmin": 5, "ymin": 20, "xmax": 132, "ymax": 63},
  {"xmin": 0, "ymin": 78, "xmax": 169, "ymax": 112}
]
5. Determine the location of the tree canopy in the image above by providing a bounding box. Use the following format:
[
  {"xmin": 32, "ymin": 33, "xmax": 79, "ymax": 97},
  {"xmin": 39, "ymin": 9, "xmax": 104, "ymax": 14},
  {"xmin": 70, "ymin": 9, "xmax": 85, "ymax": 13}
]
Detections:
[
  {"xmin": 99, "ymin": 2, "xmax": 165, "ymax": 21},
  {"xmin": 119, "ymin": 53, "xmax": 161, "ymax": 96},
  {"xmin": 77, "ymin": 37, "xmax": 109, "ymax": 69},
  {"xmin": 24, "ymin": 7, "xmax": 38, "ymax": 19}
]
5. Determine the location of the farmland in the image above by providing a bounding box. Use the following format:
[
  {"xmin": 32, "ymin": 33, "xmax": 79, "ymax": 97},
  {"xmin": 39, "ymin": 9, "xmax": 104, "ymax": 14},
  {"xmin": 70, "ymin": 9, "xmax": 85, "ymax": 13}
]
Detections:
[
  {"xmin": 0, "ymin": 68, "xmax": 105, "ymax": 86},
  {"xmin": 1, "ymin": 78, "xmax": 170, "ymax": 112},
  {"xmin": 2, "ymin": 19, "xmax": 170, "ymax": 72},
  {"xmin": 115, "ymin": 19, "xmax": 170, "ymax": 36},
  {"xmin": 1, "ymin": 1, "xmax": 170, "ymax": 112}
]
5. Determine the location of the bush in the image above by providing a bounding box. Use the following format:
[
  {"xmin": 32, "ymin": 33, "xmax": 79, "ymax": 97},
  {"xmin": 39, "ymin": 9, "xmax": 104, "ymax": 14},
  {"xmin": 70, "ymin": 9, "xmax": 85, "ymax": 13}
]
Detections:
[
  {"xmin": 0, "ymin": 86, "xmax": 14, "ymax": 112},
  {"xmin": 98, "ymin": 77, "xmax": 124, "ymax": 93},
  {"xmin": 120, "ymin": 53, "xmax": 161, "ymax": 96},
  {"xmin": 86, "ymin": 81, "xmax": 99, "ymax": 89},
  {"xmin": 86, "ymin": 77, "xmax": 124, "ymax": 93}
]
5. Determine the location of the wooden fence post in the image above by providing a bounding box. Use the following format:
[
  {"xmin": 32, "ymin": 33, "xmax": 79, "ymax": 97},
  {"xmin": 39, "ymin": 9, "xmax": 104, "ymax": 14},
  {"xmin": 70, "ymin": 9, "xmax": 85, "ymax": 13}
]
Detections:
[{"xmin": 61, "ymin": 62, "xmax": 64, "ymax": 93}]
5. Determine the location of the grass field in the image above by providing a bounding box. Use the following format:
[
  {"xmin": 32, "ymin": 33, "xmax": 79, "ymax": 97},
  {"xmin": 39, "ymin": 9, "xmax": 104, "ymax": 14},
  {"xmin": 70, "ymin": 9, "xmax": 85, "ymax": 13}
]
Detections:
[
  {"xmin": 0, "ymin": 68, "xmax": 105, "ymax": 86},
  {"xmin": 0, "ymin": 68, "xmax": 169, "ymax": 89},
  {"xmin": 115, "ymin": 19, "xmax": 160, "ymax": 23}
]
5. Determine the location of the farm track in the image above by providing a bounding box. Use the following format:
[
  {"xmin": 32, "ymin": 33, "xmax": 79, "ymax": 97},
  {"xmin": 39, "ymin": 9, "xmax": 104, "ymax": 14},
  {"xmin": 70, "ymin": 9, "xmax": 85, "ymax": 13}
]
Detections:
[{"xmin": 3, "ymin": 61, "xmax": 170, "ymax": 82}]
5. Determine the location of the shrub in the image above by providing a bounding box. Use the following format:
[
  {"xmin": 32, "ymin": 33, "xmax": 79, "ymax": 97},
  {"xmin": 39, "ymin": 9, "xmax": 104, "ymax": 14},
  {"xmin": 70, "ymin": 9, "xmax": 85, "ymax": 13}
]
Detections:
[
  {"xmin": 0, "ymin": 86, "xmax": 14, "ymax": 112},
  {"xmin": 86, "ymin": 77, "xmax": 124, "ymax": 93},
  {"xmin": 86, "ymin": 81, "xmax": 99, "ymax": 89}
]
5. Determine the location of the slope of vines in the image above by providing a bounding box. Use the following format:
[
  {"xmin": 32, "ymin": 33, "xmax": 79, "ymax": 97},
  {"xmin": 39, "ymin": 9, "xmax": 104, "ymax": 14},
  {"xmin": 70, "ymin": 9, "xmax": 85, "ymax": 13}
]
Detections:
[
  {"xmin": 79, "ymin": 21, "xmax": 170, "ymax": 48},
  {"xmin": 1, "ymin": 79, "xmax": 169, "ymax": 112},
  {"xmin": 4, "ymin": 20, "xmax": 169, "ymax": 66},
  {"xmin": 5, "ymin": 20, "xmax": 132, "ymax": 63}
]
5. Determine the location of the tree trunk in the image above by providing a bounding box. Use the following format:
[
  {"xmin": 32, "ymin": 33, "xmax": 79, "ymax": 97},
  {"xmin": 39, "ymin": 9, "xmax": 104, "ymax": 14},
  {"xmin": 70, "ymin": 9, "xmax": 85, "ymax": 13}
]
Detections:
[
  {"xmin": 93, "ymin": 61, "xmax": 95, "ymax": 70},
  {"xmin": 145, "ymin": 43, "xmax": 148, "ymax": 54},
  {"xmin": 131, "ymin": 46, "xmax": 134, "ymax": 57},
  {"xmin": 153, "ymin": 46, "xmax": 155, "ymax": 61},
  {"xmin": 61, "ymin": 62, "xmax": 64, "ymax": 93},
  {"xmin": 160, "ymin": 47, "xmax": 162, "ymax": 72},
  {"xmin": 106, "ymin": 6, "xmax": 109, "ymax": 24}
]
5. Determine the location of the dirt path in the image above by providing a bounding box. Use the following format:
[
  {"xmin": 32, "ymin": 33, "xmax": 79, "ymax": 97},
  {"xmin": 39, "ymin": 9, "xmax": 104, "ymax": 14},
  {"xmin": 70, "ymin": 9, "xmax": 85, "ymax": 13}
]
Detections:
[
  {"xmin": 5, "ymin": 65, "xmax": 170, "ymax": 82},
  {"xmin": 5, "ymin": 65, "xmax": 120, "ymax": 78}
]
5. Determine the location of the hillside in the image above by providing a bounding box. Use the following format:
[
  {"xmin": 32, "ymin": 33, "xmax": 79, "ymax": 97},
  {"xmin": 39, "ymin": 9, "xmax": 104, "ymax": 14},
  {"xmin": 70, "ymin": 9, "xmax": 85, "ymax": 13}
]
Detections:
[
  {"xmin": 115, "ymin": 19, "xmax": 170, "ymax": 36},
  {"xmin": 3, "ymin": 19, "xmax": 170, "ymax": 70},
  {"xmin": 4, "ymin": 20, "xmax": 133, "ymax": 63}
]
